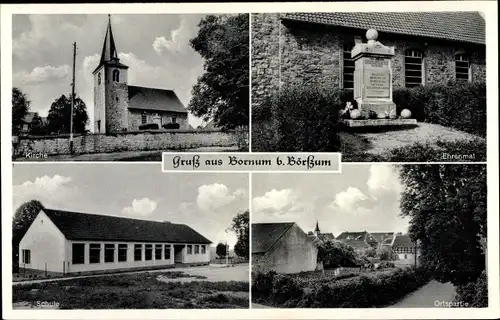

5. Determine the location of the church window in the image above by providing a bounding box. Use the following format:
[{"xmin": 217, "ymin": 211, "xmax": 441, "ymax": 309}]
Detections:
[
  {"xmin": 116, "ymin": 96, "xmax": 119, "ymax": 102},
  {"xmin": 98, "ymin": 73, "xmax": 101, "ymax": 85},
  {"xmin": 342, "ymin": 42, "xmax": 355, "ymax": 89},
  {"xmin": 455, "ymin": 53, "xmax": 470, "ymax": 82},
  {"xmin": 96, "ymin": 120, "xmax": 101, "ymax": 133},
  {"xmin": 112, "ymin": 69, "xmax": 120, "ymax": 82},
  {"xmin": 405, "ymin": 49, "xmax": 424, "ymax": 87},
  {"xmin": 141, "ymin": 113, "xmax": 147, "ymax": 124}
]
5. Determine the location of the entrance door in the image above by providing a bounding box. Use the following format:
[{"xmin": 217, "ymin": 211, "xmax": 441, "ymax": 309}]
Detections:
[{"xmin": 173, "ymin": 245, "xmax": 184, "ymax": 263}]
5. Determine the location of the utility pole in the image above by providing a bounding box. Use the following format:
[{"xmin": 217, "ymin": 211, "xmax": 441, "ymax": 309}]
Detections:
[{"xmin": 70, "ymin": 42, "xmax": 76, "ymax": 154}]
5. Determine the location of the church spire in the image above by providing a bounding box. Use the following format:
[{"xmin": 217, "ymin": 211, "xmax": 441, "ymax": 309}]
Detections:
[
  {"xmin": 314, "ymin": 221, "xmax": 320, "ymax": 235},
  {"xmin": 99, "ymin": 14, "xmax": 119, "ymax": 65}
]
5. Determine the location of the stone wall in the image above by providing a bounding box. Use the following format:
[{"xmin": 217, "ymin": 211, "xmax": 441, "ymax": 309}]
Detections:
[
  {"xmin": 128, "ymin": 110, "xmax": 189, "ymax": 131},
  {"xmin": 252, "ymin": 13, "xmax": 487, "ymax": 107},
  {"xmin": 13, "ymin": 130, "xmax": 247, "ymax": 157},
  {"xmin": 105, "ymin": 66, "xmax": 129, "ymax": 133}
]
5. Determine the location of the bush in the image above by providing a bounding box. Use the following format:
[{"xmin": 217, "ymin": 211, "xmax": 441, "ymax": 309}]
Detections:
[
  {"xmin": 378, "ymin": 261, "xmax": 395, "ymax": 269},
  {"xmin": 251, "ymin": 270, "xmax": 276, "ymax": 300},
  {"xmin": 393, "ymin": 82, "xmax": 486, "ymax": 137},
  {"xmin": 253, "ymin": 85, "xmax": 352, "ymax": 152},
  {"xmin": 138, "ymin": 123, "xmax": 159, "ymax": 130},
  {"xmin": 253, "ymin": 267, "xmax": 432, "ymax": 308},
  {"xmin": 162, "ymin": 123, "xmax": 180, "ymax": 129},
  {"xmin": 455, "ymin": 270, "xmax": 488, "ymax": 307}
]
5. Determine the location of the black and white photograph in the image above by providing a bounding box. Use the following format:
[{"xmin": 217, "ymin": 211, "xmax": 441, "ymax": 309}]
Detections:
[
  {"xmin": 11, "ymin": 13, "xmax": 249, "ymax": 162},
  {"xmin": 251, "ymin": 12, "xmax": 486, "ymax": 162},
  {"xmin": 11, "ymin": 164, "xmax": 249, "ymax": 309},
  {"xmin": 251, "ymin": 164, "xmax": 487, "ymax": 308}
]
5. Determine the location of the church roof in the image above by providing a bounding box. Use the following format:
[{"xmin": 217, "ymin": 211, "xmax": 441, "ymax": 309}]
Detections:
[
  {"xmin": 42, "ymin": 208, "xmax": 211, "ymax": 244},
  {"xmin": 93, "ymin": 15, "xmax": 129, "ymax": 74},
  {"xmin": 128, "ymin": 85, "xmax": 188, "ymax": 114},
  {"xmin": 252, "ymin": 222, "xmax": 295, "ymax": 254},
  {"xmin": 282, "ymin": 12, "xmax": 485, "ymax": 45}
]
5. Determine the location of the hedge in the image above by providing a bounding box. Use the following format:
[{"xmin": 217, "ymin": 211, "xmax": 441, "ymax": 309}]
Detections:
[
  {"xmin": 454, "ymin": 270, "xmax": 488, "ymax": 307},
  {"xmin": 393, "ymin": 81, "xmax": 486, "ymax": 137},
  {"xmin": 252, "ymin": 267, "xmax": 432, "ymax": 308}
]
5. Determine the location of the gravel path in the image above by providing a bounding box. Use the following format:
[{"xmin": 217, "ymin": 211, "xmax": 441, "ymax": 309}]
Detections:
[{"xmin": 389, "ymin": 280, "xmax": 456, "ymax": 308}]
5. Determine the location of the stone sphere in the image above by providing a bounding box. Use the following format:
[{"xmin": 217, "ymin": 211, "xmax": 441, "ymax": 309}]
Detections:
[
  {"xmin": 350, "ymin": 109, "xmax": 361, "ymax": 119},
  {"xmin": 366, "ymin": 29, "xmax": 378, "ymax": 41},
  {"xmin": 401, "ymin": 109, "xmax": 412, "ymax": 119}
]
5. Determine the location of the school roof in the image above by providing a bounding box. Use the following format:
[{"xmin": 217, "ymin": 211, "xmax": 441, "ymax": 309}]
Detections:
[
  {"xmin": 282, "ymin": 12, "xmax": 485, "ymax": 45},
  {"xmin": 251, "ymin": 222, "xmax": 295, "ymax": 254},
  {"xmin": 127, "ymin": 85, "xmax": 188, "ymax": 114},
  {"xmin": 42, "ymin": 209, "xmax": 211, "ymax": 244}
]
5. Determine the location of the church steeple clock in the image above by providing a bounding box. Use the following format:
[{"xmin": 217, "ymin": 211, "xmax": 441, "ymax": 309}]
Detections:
[{"xmin": 92, "ymin": 14, "xmax": 129, "ymax": 134}]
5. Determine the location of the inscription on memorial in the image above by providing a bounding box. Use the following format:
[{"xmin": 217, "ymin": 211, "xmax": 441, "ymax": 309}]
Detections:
[
  {"xmin": 364, "ymin": 58, "xmax": 388, "ymax": 68},
  {"xmin": 364, "ymin": 70, "xmax": 390, "ymax": 98}
]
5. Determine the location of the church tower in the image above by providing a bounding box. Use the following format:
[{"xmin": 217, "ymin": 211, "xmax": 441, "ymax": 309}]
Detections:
[
  {"xmin": 314, "ymin": 221, "xmax": 321, "ymax": 237},
  {"xmin": 93, "ymin": 15, "xmax": 129, "ymax": 134}
]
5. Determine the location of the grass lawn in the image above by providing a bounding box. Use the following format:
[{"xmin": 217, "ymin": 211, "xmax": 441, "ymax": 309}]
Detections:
[{"xmin": 13, "ymin": 271, "xmax": 249, "ymax": 309}]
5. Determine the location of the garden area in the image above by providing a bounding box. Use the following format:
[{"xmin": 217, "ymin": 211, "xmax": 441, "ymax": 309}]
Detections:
[
  {"xmin": 12, "ymin": 271, "xmax": 249, "ymax": 309},
  {"xmin": 251, "ymin": 81, "xmax": 486, "ymax": 162}
]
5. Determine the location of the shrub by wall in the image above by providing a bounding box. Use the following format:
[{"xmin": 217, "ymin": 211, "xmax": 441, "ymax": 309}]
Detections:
[
  {"xmin": 393, "ymin": 82, "xmax": 486, "ymax": 137},
  {"xmin": 252, "ymin": 267, "xmax": 432, "ymax": 308},
  {"xmin": 252, "ymin": 85, "xmax": 352, "ymax": 152},
  {"xmin": 454, "ymin": 270, "xmax": 488, "ymax": 307}
]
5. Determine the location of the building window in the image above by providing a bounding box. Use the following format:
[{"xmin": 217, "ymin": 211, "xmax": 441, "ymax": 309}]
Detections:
[
  {"xmin": 455, "ymin": 53, "xmax": 470, "ymax": 82},
  {"xmin": 405, "ymin": 49, "xmax": 424, "ymax": 87},
  {"xmin": 145, "ymin": 244, "xmax": 153, "ymax": 260},
  {"xmin": 172, "ymin": 116, "xmax": 177, "ymax": 124},
  {"xmin": 112, "ymin": 69, "xmax": 120, "ymax": 82},
  {"xmin": 187, "ymin": 245, "xmax": 192, "ymax": 255},
  {"xmin": 141, "ymin": 113, "xmax": 147, "ymax": 125},
  {"xmin": 89, "ymin": 244, "xmax": 101, "ymax": 264},
  {"xmin": 164, "ymin": 245, "xmax": 171, "ymax": 260},
  {"xmin": 155, "ymin": 244, "xmax": 162, "ymax": 260},
  {"xmin": 194, "ymin": 245, "xmax": 200, "ymax": 254},
  {"xmin": 201, "ymin": 245, "xmax": 206, "ymax": 254},
  {"xmin": 104, "ymin": 244, "xmax": 115, "ymax": 263},
  {"xmin": 22, "ymin": 249, "xmax": 31, "ymax": 264},
  {"xmin": 96, "ymin": 120, "xmax": 101, "ymax": 133},
  {"xmin": 404, "ymin": 254, "xmax": 407, "ymax": 259},
  {"xmin": 98, "ymin": 73, "xmax": 101, "ymax": 85},
  {"xmin": 343, "ymin": 42, "xmax": 355, "ymax": 89},
  {"xmin": 118, "ymin": 244, "xmax": 127, "ymax": 262},
  {"xmin": 134, "ymin": 244, "xmax": 143, "ymax": 261},
  {"xmin": 72, "ymin": 244, "xmax": 85, "ymax": 264}
]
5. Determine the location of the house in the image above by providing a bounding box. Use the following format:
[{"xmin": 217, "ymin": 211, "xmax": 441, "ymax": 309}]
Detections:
[
  {"xmin": 93, "ymin": 15, "xmax": 188, "ymax": 133},
  {"xmin": 19, "ymin": 112, "xmax": 46, "ymax": 135},
  {"xmin": 252, "ymin": 222, "xmax": 318, "ymax": 274},
  {"xmin": 391, "ymin": 234, "xmax": 421, "ymax": 266},
  {"xmin": 335, "ymin": 231, "xmax": 378, "ymax": 254},
  {"xmin": 252, "ymin": 12, "xmax": 486, "ymax": 106},
  {"xmin": 370, "ymin": 232, "xmax": 395, "ymax": 249},
  {"xmin": 18, "ymin": 208, "xmax": 211, "ymax": 275}
]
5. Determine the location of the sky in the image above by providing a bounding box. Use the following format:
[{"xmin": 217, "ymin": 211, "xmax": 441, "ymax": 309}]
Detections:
[
  {"xmin": 12, "ymin": 14, "xmax": 209, "ymax": 130},
  {"xmin": 252, "ymin": 164, "xmax": 410, "ymax": 236},
  {"xmin": 12, "ymin": 164, "xmax": 249, "ymax": 248}
]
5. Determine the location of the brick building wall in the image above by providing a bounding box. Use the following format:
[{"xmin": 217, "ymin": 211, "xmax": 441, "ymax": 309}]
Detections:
[
  {"xmin": 105, "ymin": 67, "xmax": 129, "ymax": 133},
  {"xmin": 251, "ymin": 13, "xmax": 486, "ymax": 108}
]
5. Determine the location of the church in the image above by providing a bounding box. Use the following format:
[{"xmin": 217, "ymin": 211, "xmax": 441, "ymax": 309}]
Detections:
[{"xmin": 93, "ymin": 15, "xmax": 188, "ymax": 134}]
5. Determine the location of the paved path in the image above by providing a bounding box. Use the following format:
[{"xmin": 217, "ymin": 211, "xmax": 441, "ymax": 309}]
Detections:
[
  {"xmin": 13, "ymin": 263, "xmax": 249, "ymax": 286},
  {"xmin": 251, "ymin": 303, "xmax": 274, "ymax": 309},
  {"xmin": 14, "ymin": 146, "xmax": 241, "ymax": 162},
  {"xmin": 341, "ymin": 122, "xmax": 484, "ymax": 156},
  {"xmin": 389, "ymin": 280, "xmax": 456, "ymax": 308}
]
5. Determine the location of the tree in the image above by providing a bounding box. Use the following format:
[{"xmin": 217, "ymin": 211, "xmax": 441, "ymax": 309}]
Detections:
[
  {"xmin": 230, "ymin": 210, "xmax": 249, "ymax": 259},
  {"xmin": 12, "ymin": 87, "xmax": 30, "ymax": 135},
  {"xmin": 317, "ymin": 241, "xmax": 358, "ymax": 269},
  {"xmin": 12, "ymin": 200, "xmax": 44, "ymax": 272},
  {"xmin": 30, "ymin": 113, "xmax": 48, "ymax": 135},
  {"xmin": 216, "ymin": 242, "xmax": 228, "ymax": 258},
  {"xmin": 398, "ymin": 164, "xmax": 486, "ymax": 286},
  {"xmin": 46, "ymin": 94, "xmax": 89, "ymax": 134},
  {"xmin": 188, "ymin": 14, "xmax": 249, "ymax": 130}
]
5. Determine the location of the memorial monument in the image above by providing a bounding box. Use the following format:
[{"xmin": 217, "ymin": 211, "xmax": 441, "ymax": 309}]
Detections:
[{"xmin": 343, "ymin": 29, "xmax": 417, "ymax": 127}]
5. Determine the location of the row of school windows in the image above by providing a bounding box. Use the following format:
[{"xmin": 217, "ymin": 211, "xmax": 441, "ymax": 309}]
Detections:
[
  {"xmin": 70, "ymin": 243, "xmax": 206, "ymax": 265},
  {"xmin": 141, "ymin": 113, "xmax": 177, "ymax": 125},
  {"xmin": 342, "ymin": 44, "xmax": 472, "ymax": 89}
]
